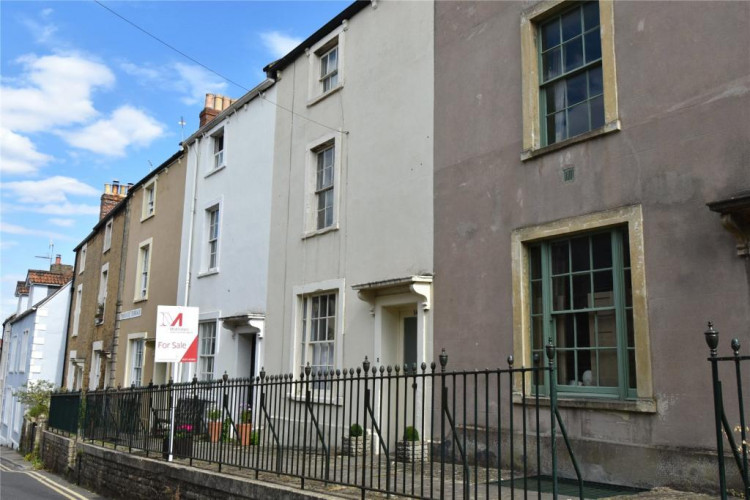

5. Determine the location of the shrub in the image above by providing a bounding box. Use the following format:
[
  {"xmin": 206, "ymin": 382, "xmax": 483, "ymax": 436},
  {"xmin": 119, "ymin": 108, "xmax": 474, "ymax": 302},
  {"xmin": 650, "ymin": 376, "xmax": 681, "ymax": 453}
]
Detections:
[
  {"xmin": 208, "ymin": 408, "xmax": 221, "ymax": 421},
  {"xmin": 349, "ymin": 423, "xmax": 363, "ymax": 438},
  {"xmin": 249, "ymin": 431, "xmax": 260, "ymax": 445},
  {"xmin": 14, "ymin": 380, "xmax": 55, "ymax": 421},
  {"xmin": 403, "ymin": 426, "xmax": 420, "ymax": 442}
]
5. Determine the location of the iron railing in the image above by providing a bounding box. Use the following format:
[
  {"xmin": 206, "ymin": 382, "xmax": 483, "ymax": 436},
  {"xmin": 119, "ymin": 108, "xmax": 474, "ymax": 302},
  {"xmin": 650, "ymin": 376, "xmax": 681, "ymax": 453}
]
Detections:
[
  {"xmin": 48, "ymin": 346, "xmax": 582, "ymax": 499},
  {"xmin": 705, "ymin": 322, "xmax": 749, "ymax": 499},
  {"xmin": 48, "ymin": 391, "xmax": 81, "ymax": 435}
]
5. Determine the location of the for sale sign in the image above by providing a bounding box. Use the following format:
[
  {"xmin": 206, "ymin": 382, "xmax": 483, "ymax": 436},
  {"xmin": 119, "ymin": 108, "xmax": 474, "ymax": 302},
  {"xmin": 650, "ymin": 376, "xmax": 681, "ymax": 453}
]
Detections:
[{"xmin": 155, "ymin": 306, "xmax": 199, "ymax": 363}]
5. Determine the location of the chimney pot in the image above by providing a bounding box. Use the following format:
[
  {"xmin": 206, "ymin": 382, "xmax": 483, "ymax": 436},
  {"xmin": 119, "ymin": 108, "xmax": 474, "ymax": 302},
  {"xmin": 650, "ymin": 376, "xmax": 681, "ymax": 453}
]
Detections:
[{"xmin": 55, "ymin": 254, "xmax": 61, "ymax": 265}]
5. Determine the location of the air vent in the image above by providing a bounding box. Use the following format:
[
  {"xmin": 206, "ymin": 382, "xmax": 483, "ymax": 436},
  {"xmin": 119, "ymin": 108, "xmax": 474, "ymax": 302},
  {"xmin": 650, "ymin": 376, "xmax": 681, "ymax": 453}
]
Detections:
[{"xmin": 562, "ymin": 167, "xmax": 575, "ymax": 183}]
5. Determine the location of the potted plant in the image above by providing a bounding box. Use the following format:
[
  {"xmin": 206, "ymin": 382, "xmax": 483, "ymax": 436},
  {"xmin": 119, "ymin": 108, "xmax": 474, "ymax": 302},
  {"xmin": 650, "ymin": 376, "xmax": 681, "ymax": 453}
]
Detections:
[
  {"xmin": 162, "ymin": 424, "xmax": 194, "ymax": 459},
  {"xmin": 342, "ymin": 423, "xmax": 367, "ymax": 456},
  {"xmin": 237, "ymin": 406, "xmax": 253, "ymax": 446},
  {"xmin": 396, "ymin": 426, "xmax": 427, "ymax": 463},
  {"xmin": 207, "ymin": 408, "xmax": 222, "ymax": 443}
]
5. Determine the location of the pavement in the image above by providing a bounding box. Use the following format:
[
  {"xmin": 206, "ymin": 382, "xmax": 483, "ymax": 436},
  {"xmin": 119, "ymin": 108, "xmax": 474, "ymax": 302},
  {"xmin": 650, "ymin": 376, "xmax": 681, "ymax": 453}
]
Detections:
[{"xmin": 0, "ymin": 446, "xmax": 104, "ymax": 500}]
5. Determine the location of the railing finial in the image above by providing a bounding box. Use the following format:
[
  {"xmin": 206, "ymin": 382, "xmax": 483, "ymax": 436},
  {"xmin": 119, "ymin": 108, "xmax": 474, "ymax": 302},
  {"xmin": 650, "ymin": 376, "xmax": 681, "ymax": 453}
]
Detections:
[
  {"xmin": 363, "ymin": 356, "xmax": 370, "ymax": 373},
  {"xmin": 439, "ymin": 348, "xmax": 448, "ymax": 371},
  {"xmin": 731, "ymin": 338, "xmax": 741, "ymax": 356},
  {"xmin": 705, "ymin": 321, "xmax": 719, "ymax": 357}
]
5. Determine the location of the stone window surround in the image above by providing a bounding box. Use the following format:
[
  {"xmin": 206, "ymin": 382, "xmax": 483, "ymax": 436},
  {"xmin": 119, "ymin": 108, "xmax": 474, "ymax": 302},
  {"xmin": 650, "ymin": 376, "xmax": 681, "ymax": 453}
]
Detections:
[
  {"xmin": 520, "ymin": 0, "xmax": 619, "ymax": 161},
  {"xmin": 134, "ymin": 238, "xmax": 153, "ymax": 302},
  {"xmin": 306, "ymin": 23, "xmax": 346, "ymax": 106},
  {"xmin": 141, "ymin": 178, "xmax": 157, "ymax": 222},
  {"xmin": 511, "ymin": 204, "xmax": 654, "ymax": 408},
  {"xmin": 303, "ymin": 133, "xmax": 342, "ymax": 239}
]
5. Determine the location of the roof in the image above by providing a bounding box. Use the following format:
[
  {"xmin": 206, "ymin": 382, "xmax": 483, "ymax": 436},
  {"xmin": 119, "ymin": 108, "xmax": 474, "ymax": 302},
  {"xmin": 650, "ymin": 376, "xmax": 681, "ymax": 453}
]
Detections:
[
  {"xmin": 263, "ymin": 1, "xmax": 369, "ymax": 76},
  {"xmin": 11, "ymin": 280, "xmax": 72, "ymax": 324},
  {"xmin": 27, "ymin": 270, "xmax": 70, "ymax": 286},
  {"xmin": 15, "ymin": 281, "xmax": 29, "ymax": 296},
  {"xmin": 182, "ymin": 78, "xmax": 275, "ymax": 147}
]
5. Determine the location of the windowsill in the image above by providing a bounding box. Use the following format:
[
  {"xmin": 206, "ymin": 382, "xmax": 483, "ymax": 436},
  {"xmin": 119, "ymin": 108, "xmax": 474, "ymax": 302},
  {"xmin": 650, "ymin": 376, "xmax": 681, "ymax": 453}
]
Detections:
[
  {"xmin": 197, "ymin": 269, "xmax": 219, "ymax": 279},
  {"xmin": 205, "ymin": 164, "xmax": 226, "ymax": 179},
  {"xmin": 133, "ymin": 297, "xmax": 148, "ymax": 304},
  {"xmin": 302, "ymin": 225, "xmax": 339, "ymax": 240},
  {"xmin": 95, "ymin": 320, "xmax": 103, "ymax": 326},
  {"xmin": 102, "ymin": 248, "xmax": 111, "ymax": 254},
  {"xmin": 521, "ymin": 120, "xmax": 621, "ymax": 161},
  {"xmin": 307, "ymin": 83, "xmax": 343, "ymax": 107},
  {"xmin": 512, "ymin": 392, "xmax": 657, "ymax": 414},
  {"xmin": 140, "ymin": 213, "xmax": 155, "ymax": 223}
]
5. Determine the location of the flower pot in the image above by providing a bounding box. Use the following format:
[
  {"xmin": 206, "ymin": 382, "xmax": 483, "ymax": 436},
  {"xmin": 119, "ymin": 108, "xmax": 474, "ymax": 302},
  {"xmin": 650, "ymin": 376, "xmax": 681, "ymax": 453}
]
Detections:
[
  {"xmin": 238, "ymin": 423, "xmax": 253, "ymax": 446},
  {"xmin": 162, "ymin": 436, "xmax": 194, "ymax": 459},
  {"xmin": 207, "ymin": 421, "xmax": 222, "ymax": 443},
  {"xmin": 396, "ymin": 440, "xmax": 429, "ymax": 463}
]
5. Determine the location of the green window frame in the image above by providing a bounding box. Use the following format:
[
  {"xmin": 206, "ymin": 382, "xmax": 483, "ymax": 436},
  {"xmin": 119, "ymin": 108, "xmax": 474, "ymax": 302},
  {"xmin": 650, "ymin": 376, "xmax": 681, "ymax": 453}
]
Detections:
[
  {"xmin": 539, "ymin": 1, "xmax": 604, "ymax": 146},
  {"xmin": 530, "ymin": 226, "xmax": 636, "ymax": 399}
]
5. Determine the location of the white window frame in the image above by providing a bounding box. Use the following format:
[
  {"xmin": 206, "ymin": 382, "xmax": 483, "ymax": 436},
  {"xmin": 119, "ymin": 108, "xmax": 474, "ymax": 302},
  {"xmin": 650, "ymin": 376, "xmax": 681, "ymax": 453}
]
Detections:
[
  {"xmin": 212, "ymin": 128, "xmax": 225, "ymax": 171},
  {"xmin": 103, "ymin": 219, "xmax": 113, "ymax": 252},
  {"xmin": 198, "ymin": 321, "xmax": 217, "ymax": 381},
  {"xmin": 135, "ymin": 238, "xmax": 153, "ymax": 301},
  {"xmin": 291, "ymin": 279, "xmax": 345, "ymax": 376},
  {"xmin": 126, "ymin": 333, "xmax": 146, "ymax": 387},
  {"xmin": 10, "ymin": 334, "xmax": 18, "ymax": 373},
  {"xmin": 72, "ymin": 284, "xmax": 82, "ymax": 337},
  {"xmin": 18, "ymin": 330, "xmax": 29, "ymax": 374},
  {"xmin": 203, "ymin": 203, "xmax": 221, "ymax": 273},
  {"xmin": 307, "ymin": 26, "xmax": 346, "ymax": 105},
  {"xmin": 319, "ymin": 45, "xmax": 339, "ymax": 93},
  {"xmin": 304, "ymin": 133, "xmax": 342, "ymax": 237},
  {"xmin": 97, "ymin": 263, "xmax": 109, "ymax": 325},
  {"xmin": 79, "ymin": 244, "xmax": 87, "ymax": 274},
  {"xmin": 141, "ymin": 179, "xmax": 157, "ymax": 221}
]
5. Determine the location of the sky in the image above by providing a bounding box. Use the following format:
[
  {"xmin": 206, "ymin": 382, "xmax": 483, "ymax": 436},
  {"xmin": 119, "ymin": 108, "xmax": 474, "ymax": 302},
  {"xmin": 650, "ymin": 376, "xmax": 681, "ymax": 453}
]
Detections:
[{"xmin": 0, "ymin": 0, "xmax": 350, "ymax": 321}]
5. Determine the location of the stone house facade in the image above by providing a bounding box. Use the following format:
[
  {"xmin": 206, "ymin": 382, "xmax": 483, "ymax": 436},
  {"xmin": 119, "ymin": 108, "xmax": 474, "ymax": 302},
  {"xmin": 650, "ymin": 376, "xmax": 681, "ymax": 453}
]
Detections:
[{"xmin": 63, "ymin": 183, "xmax": 129, "ymax": 391}]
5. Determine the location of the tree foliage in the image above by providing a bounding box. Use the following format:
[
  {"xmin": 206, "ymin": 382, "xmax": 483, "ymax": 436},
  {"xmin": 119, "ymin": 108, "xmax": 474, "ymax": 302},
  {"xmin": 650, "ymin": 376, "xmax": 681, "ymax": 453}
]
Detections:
[{"xmin": 13, "ymin": 380, "xmax": 55, "ymax": 420}]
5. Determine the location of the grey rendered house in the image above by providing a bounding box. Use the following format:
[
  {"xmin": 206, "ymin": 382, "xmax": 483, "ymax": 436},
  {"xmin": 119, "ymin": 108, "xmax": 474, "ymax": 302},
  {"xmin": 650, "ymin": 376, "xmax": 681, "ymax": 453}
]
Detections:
[{"xmin": 433, "ymin": 0, "xmax": 749, "ymax": 491}]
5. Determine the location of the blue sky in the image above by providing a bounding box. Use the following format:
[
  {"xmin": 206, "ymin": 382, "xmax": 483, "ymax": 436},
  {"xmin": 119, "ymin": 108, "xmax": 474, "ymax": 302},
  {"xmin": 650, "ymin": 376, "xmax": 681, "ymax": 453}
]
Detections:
[{"xmin": 0, "ymin": 0, "xmax": 350, "ymax": 320}]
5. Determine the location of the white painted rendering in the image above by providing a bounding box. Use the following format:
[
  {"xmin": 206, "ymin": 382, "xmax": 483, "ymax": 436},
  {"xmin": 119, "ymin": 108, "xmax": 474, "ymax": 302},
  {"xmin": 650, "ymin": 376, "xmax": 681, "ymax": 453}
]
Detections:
[
  {"xmin": 264, "ymin": 1, "xmax": 435, "ymax": 377},
  {"xmin": 176, "ymin": 81, "xmax": 277, "ymax": 381},
  {"xmin": 0, "ymin": 282, "xmax": 70, "ymax": 447}
]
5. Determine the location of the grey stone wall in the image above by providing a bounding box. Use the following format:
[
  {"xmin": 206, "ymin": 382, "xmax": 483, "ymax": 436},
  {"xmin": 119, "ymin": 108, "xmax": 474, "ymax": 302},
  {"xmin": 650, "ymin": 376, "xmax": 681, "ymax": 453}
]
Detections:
[{"xmin": 40, "ymin": 431, "xmax": 331, "ymax": 500}]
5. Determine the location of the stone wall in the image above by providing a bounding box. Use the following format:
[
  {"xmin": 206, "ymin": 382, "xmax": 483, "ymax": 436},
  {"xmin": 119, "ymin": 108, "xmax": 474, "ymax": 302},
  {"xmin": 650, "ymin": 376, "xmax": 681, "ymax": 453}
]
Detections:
[
  {"xmin": 40, "ymin": 431, "xmax": 330, "ymax": 500},
  {"xmin": 41, "ymin": 430, "xmax": 77, "ymax": 479}
]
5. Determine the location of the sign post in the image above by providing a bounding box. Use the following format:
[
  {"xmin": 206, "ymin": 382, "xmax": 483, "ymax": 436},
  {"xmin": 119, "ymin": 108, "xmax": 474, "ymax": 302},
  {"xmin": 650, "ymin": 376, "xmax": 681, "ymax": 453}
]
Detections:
[{"xmin": 155, "ymin": 305, "xmax": 199, "ymax": 461}]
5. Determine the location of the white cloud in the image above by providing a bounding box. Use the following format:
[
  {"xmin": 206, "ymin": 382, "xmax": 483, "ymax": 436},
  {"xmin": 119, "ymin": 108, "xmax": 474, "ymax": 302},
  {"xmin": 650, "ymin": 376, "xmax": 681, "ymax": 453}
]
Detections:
[
  {"xmin": 61, "ymin": 105, "xmax": 164, "ymax": 156},
  {"xmin": 173, "ymin": 63, "xmax": 228, "ymax": 105},
  {"xmin": 2, "ymin": 176, "xmax": 99, "ymax": 203},
  {"xmin": 120, "ymin": 61, "xmax": 227, "ymax": 106},
  {"xmin": 0, "ymin": 222, "xmax": 72, "ymax": 241},
  {"xmin": 1, "ymin": 53, "xmax": 114, "ymax": 133},
  {"xmin": 33, "ymin": 203, "xmax": 99, "ymax": 216},
  {"xmin": 0, "ymin": 241, "xmax": 20, "ymax": 251},
  {"xmin": 260, "ymin": 31, "xmax": 302, "ymax": 59},
  {"xmin": 21, "ymin": 15, "xmax": 59, "ymax": 44},
  {"xmin": 0, "ymin": 127, "xmax": 53, "ymax": 175},
  {"xmin": 49, "ymin": 218, "xmax": 75, "ymax": 227}
]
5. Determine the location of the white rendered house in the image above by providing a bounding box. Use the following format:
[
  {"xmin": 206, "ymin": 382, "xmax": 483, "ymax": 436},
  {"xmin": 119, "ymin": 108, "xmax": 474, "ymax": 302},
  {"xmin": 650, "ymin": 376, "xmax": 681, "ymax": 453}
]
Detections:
[
  {"xmin": 176, "ymin": 82, "xmax": 277, "ymax": 382},
  {"xmin": 0, "ymin": 269, "xmax": 71, "ymax": 447},
  {"xmin": 263, "ymin": 0, "xmax": 435, "ymax": 379}
]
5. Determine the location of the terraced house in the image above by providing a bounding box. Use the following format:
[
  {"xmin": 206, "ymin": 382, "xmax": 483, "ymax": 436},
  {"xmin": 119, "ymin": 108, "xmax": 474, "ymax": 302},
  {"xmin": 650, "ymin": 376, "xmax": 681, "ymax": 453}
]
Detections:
[
  {"xmin": 63, "ymin": 182, "xmax": 129, "ymax": 391},
  {"xmin": 113, "ymin": 151, "xmax": 186, "ymax": 388},
  {"xmin": 433, "ymin": 0, "xmax": 749, "ymax": 491}
]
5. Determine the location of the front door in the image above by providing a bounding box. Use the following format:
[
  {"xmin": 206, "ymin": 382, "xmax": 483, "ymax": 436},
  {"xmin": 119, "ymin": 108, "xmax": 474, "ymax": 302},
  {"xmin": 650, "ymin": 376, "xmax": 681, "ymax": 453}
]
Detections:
[{"xmin": 402, "ymin": 315, "xmax": 418, "ymax": 370}]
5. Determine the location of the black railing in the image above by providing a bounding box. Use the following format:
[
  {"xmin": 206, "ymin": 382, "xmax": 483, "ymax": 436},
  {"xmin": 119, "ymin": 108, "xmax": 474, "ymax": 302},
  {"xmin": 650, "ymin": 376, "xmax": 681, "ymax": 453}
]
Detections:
[
  {"xmin": 49, "ymin": 391, "xmax": 81, "ymax": 435},
  {"xmin": 49, "ymin": 346, "xmax": 582, "ymax": 499},
  {"xmin": 705, "ymin": 322, "xmax": 750, "ymax": 499}
]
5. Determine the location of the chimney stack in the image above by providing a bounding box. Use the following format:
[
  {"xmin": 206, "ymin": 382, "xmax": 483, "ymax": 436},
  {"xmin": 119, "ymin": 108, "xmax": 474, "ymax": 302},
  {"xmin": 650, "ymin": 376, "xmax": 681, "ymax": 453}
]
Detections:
[
  {"xmin": 50, "ymin": 254, "xmax": 73, "ymax": 278},
  {"xmin": 55, "ymin": 254, "xmax": 61, "ymax": 265},
  {"xmin": 199, "ymin": 93, "xmax": 236, "ymax": 127},
  {"xmin": 99, "ymin": 180, "xmax": 129, "ymax": 220}
]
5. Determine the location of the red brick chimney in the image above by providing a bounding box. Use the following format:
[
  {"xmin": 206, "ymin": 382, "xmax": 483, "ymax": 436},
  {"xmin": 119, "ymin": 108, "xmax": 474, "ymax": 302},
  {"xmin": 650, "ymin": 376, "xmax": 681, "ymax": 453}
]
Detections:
[
  {"xmin": 99, "ymin": 180, "xmax": 129, "ymax": 220},
  {"xmin": 199, "ymin": 93, "xmax": 236, "ymax": 127}
]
